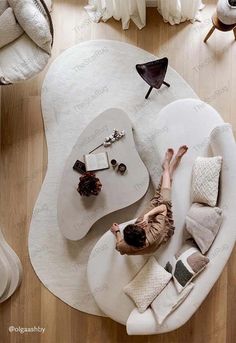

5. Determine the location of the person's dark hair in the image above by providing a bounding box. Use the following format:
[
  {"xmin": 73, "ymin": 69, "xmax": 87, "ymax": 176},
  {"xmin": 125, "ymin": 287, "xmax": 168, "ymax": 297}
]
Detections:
[{"xmin": 123, "ymin": 224, "xmax": 146, "ymax": 248}]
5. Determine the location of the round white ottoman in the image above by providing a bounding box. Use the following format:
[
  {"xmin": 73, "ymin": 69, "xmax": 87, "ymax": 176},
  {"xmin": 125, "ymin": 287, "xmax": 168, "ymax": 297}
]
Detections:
[
  {"xmin": 0, "ymin": 251, "xmax": 11, "ymax": 299},
  {"xmin": 87, "ymin": 99, "xmax": 236, "ymax": 334},
  {"xmin": 0, "ymin": 229, "xmax": 23, "ymax": 303}
]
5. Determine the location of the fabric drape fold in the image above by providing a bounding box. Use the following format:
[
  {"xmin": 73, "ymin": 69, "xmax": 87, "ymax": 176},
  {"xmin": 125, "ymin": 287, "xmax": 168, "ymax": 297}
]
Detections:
[
  {"xmin": 157, "ymin": 0, "xmax": 204, "ymax": 25},
  {"xmin": 85, "ymin": 0, "xmax": 204, "ymax": 29},
  {"xmin": 85, "ymin": 0, "xmax": 146, "ymax": 30}
]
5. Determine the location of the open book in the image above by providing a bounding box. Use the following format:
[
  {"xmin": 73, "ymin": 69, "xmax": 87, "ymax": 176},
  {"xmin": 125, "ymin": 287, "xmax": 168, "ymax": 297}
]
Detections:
[{"xmin": 84, "ymin": 152, "xmax": 109, "ymax": 172}]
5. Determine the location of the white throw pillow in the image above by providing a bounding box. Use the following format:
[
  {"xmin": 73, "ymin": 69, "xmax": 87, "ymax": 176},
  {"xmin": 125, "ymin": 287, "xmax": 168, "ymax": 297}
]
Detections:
[
  {"xmin": 8, "ymin": 0, "xmax": 52, "ymax": 54},
  {"xmin": 151, "ymin": 280, "xmax": 194, "ymax": 324},
  {"xmin": 191, "ymin": 156, "xmax": 222, "ymax": 207},
  {"xmin": 0, "ymin": 8, "xmax": 23, "ymax": 49},
  {"xmin": 123, "ymin": 257, "xmax": 172, "ymax": 313},
  {"xmin": 185, "ymin": 203, "xmax": 223, "ymax": 254},
  {"xmin": 0, "ymin": 0, "xmax": 8, "ymax": 15}
]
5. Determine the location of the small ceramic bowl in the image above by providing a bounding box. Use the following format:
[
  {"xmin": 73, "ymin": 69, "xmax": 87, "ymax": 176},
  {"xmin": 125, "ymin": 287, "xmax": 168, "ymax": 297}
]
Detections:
[
  {"xmin": 111, "ymin": 159, "xmax": 118, "ymax": 168},
  {"xmin": 118, "ymin": 163, "xmax": 127, "ymax": 174}
]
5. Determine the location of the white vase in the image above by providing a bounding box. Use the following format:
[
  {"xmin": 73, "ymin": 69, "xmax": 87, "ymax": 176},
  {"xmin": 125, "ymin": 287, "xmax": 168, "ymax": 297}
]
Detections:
[{"xmin": 217, "ymin": 0, "xmax": 236, "ymax": 24}]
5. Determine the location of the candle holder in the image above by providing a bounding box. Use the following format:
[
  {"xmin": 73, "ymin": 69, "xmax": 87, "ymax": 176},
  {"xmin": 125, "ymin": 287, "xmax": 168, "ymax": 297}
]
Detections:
[
  {"xmin": 111, "ymin": 159, "xmax": 118, "ymax": 168},
  {"xmin": 118, "ymin": 163, "xmax": 127, "ymax": 174}
]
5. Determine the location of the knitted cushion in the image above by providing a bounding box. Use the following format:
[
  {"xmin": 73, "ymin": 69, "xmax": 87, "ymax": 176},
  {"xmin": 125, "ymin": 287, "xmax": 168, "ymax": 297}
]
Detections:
[
  {"xmin": 0, "ymin": 8, "xmax": 24, "ymax": 49},
  {"xmin": 123, "ymin": 257, "xmax": 172, "ymax": 313},
  {"xmin": 185, "ymin": 203, "xmax": 224, "ymax": 254},
  {"xmin": 191, "ymin": 156, "xmax": 222, "ymax": 207},
  {"xmin": 8, "ymin": 0, "xmax": 52, "ymax": 54}
]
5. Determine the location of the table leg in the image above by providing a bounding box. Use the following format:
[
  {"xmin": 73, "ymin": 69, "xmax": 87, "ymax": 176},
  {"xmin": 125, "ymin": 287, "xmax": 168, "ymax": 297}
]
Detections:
[
  {"xmin": 204, "ymin": 26, "xmax": 216, "ymax": 43},
  {"xmin": 145, "ymin": 86, "xmax": 153, "ymax": 99},
  {"xmin": 233, "ymin": 27, "xmax": 236, "ymax": 40}
]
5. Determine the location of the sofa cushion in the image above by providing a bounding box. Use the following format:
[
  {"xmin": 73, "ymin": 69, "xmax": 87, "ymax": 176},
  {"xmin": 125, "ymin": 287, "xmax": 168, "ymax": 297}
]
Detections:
[
  {"xmin": 0, "ymin": 0, "xmax": 9, "ymax": 15},
  {"xmin": 0, "ymin": 8, "xmax": 23, "ymax": 49},
  {"xmin": 8, "ymin": 0, "xmax": 52, "ymax": 53},
  {"xmin": 185, "ymin": 203, "xmax": 223, "ymax": 254},
  {"xmin": 151, "ymin": 280, "xmax": 194, "ymax": 325},
  {"xmin": 0, "ymin": 33, "xmax": 50, "ymax": 83},
  {"xmin": 191, "ymin": 156, "xmax": 222, "ymax": 207},
  {"xmin": 124, "ymin": 256, "xmax": 172, "ymax": 313},
  {"xmin": 172, "ymin": 243, "xmax": 209, "ymax": 293}
]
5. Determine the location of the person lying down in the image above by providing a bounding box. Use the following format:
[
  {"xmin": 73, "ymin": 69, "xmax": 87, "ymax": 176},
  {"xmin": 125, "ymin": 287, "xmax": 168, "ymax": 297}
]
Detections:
[{"xmin": 110, "ymin": 146, "xmax": 188, "ymax": 255}]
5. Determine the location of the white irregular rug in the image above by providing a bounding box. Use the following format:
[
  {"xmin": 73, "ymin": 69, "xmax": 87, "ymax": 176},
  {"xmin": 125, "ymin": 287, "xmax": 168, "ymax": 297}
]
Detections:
[{"xmin": 29, "ymin": 40, "xmax": 198, "ymax": 316}]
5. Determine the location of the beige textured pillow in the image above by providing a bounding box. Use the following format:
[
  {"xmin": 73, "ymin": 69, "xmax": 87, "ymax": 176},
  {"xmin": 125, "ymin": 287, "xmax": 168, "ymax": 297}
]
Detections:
[
  {"xmin": 185, "ymin": 203, "xmax": 223, "ymax": 254},
  {"xmin": 191, "ymin": 156, "xmax": 222, "ymax": 207},
  {"xmin": 0, "ymin": 8, "xmax": 23, "ymax": 49},
  {"xmin": 8, "ymin": 0, "xmax": 52, "ymax": 54},
  {"xmin": 123, "ymin": 257, "xmax": 172, "ymax": 313},
  {"xmin": 0, "ymin": 0, "xmax": 8, "ymax": 16}
]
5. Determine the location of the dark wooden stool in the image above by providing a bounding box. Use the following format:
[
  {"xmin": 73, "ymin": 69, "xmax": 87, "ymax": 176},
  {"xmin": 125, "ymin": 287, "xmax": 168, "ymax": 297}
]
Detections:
[
  {"xmin": 136, "ymin": 58, "xmax": 170, "ymax": 99},
  {"xmin": 204, "ymin": 12, "xmax": 236, "ymax": 42}
]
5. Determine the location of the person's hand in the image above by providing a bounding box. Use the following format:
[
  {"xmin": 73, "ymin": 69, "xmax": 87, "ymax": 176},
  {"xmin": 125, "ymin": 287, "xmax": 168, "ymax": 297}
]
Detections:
[
  {"xmin": 139, "ymin": 214, "xmax": 149, "ymax": 228},
  {"xmin": 110, "ymin": 223, "xmax": 120, "ymax": 234}
]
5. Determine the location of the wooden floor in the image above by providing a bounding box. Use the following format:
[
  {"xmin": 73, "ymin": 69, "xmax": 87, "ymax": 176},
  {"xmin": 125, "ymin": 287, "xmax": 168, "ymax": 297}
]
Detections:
[{"xmin": 0, "ymin": 0, "xmax": 235, "ymax": 342}]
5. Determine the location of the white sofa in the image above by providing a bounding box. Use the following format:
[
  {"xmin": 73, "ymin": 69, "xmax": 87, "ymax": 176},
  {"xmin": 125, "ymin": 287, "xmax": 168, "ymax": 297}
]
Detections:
[
  {"xmin": 0, "ymin": 0, "xmax": 53, "ymax": 85},
  {"xmin": 87, "ymin": 99, "xmax": 236, "ymax": 334}
]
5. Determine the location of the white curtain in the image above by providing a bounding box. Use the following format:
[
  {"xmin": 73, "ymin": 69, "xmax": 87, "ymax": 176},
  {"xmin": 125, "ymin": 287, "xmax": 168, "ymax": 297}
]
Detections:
[
  {"xmin": 85, "ymin": 0, "xmax": 146, "ymax": 30},
  {"xmin": 157, "ymin": 0, "xmax": 205, "ymax": 25}
]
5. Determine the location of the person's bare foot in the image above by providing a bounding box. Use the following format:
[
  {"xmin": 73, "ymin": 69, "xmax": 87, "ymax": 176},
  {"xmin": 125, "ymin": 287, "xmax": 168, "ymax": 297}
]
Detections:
[
  {"xmin": 169, "ymin": 145, "xmax": 188, "ymax": 177},
  {"xmin": 162, "ymin": 148, "xmax": 174, "ymax": 170}
]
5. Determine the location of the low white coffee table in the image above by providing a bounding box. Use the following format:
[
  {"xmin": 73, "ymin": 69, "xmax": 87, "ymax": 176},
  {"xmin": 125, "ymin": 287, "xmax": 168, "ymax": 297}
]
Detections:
[{"xmin": 57, "ymin": 108, "xmax": 150, "ymax": 240}]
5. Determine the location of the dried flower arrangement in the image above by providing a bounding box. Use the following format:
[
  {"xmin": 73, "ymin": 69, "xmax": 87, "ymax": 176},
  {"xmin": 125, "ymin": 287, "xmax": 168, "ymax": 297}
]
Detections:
[
  {"xmin": 77, "ymin": 172, "xmax": 102, "ymax": 196},
  {"xmin": 89, "ymin": 128, "xmax": 125, "ymax": 153}
]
